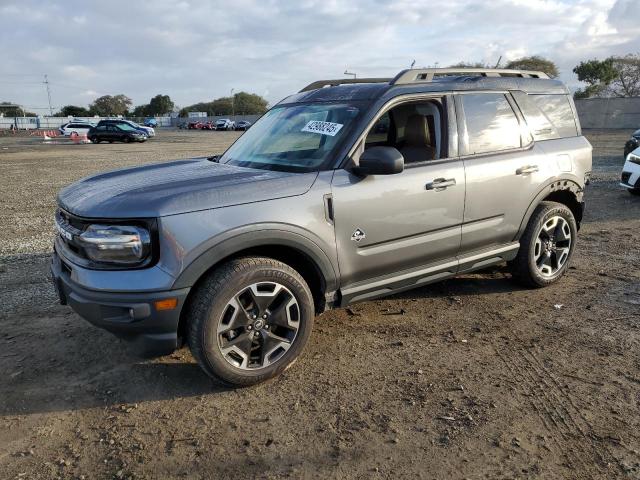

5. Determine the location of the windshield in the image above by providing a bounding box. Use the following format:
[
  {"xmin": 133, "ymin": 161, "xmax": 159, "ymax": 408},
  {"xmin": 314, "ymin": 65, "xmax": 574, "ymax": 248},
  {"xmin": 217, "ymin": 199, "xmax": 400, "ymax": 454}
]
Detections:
[{"xmin": 219, "ymin": 103, "xmax": 362, "ymax": 172}]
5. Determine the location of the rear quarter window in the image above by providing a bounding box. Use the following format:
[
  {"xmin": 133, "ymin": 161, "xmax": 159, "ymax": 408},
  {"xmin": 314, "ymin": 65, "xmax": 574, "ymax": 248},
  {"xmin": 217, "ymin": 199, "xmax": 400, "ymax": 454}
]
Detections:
[{"xmin": 529, "ymin": 94, "xmax": 577, "ymax": 139}]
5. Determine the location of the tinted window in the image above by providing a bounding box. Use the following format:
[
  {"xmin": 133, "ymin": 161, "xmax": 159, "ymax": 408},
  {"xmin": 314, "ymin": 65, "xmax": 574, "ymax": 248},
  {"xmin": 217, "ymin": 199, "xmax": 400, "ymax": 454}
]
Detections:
[
  {"xmin": 461, "ymin": 93, "xmax": 521, "ymax": 154},
  {"xmin": 530, "ymin": 94, "xmax": 577, "ymax": 138}
]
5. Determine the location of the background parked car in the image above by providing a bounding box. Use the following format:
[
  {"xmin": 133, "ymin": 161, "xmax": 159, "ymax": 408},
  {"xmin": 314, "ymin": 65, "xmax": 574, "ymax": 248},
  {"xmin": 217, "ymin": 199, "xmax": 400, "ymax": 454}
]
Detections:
[
  {"xmin": 620, "ymin": 146, "xmax": 640, "ymax": 195},
  {"xmin": 201, "ymin": 121, "xmax": 216, "ymax": 130},
  {"xmin": 58, "ymin": 121, "xmax": 95, "ymax": 136},
  {"xmin": 96, "ymin": 119, "xmax": 155, "ymax": 138},
  {"xmin": 215, "ymin": 118, "xmax": 235, "ymax": 130},
  {"xmin": 235, "ymin": 120, "xmax": 252, "ymax": 131},
  {"xmin": 624, "ymin": 129, "xmax": 640, "ymax": 158},
  {"xmin": 143, "ymin": 117, "xmax": 158, "ymax": 128},
  {"xmin": 88, "ymin": 123, "xmax": 147, "ymax": 143},
  {"xmin": 188, "ymin": 121, "xmax": 204, "ymax": 129}
]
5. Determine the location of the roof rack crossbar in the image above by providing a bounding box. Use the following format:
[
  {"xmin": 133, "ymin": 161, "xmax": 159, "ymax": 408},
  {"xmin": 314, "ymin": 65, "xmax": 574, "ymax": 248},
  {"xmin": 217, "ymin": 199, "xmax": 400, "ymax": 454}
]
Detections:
[
  {"xmin": 299, "ymin": 78, "xmax": 391, "ymax": 93},
  {"xmin": 391, "ymin": 68, "xmax": 549, "ymax": 85}
]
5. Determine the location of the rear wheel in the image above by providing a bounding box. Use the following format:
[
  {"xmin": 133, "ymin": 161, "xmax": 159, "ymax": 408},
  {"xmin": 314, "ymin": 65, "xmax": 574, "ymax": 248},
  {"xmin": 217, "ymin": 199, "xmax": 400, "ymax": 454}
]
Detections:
[
  {"xmin": 510, "ymin": 201, "xmax": 577, "ymax": 288},
  {"xmin": 187, "ymin": 257, "xmax": 314, "ymax": 386},
  {"xmin": 90, "ymin": 136, "xmax": 99, "ymax": 144}
]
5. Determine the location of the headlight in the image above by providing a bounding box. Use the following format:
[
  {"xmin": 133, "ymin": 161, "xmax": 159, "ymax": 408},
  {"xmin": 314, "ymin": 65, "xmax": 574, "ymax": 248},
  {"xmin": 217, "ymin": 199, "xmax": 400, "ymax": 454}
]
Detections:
[
  {"xmin": 79, "ymin": 224, "xmax": 151, "ymax": 265},
  {"xmin": 628, "ymin": 153, "xmax": 640, "ymax": 165}
]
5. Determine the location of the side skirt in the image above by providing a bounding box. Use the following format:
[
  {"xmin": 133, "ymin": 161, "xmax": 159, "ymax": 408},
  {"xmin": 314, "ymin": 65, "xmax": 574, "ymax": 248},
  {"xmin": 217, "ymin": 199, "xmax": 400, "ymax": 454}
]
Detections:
[{"xmin": 337, "ymin": 242, "xmax": 520, "ymax": 307}]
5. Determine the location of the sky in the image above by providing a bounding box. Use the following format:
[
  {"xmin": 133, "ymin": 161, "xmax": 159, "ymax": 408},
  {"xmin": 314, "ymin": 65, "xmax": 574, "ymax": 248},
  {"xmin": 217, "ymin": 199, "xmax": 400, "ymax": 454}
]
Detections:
[{"xmin": 0, "ymin": 0, "xmax": 638, "ymax": 114}]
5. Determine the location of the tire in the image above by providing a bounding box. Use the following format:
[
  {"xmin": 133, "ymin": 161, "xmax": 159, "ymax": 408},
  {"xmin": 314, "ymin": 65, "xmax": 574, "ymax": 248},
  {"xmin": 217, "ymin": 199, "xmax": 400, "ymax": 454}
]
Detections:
[
  {"xmin": 187, "ymin": 257, "xmax": 314, "ymax": 386},
  {"xmin": 628, "ymin": 188, "xmax": 640, "ymax": 196},
  {"xmin": 510, "ymin": 201, "xmax": 577, "ymax": 288},
  {"xmin": 123, "ymin": 136, "xmax": 131, "ymax": 143},
  {"xmin": 90, "ymin": 136, "xmax": 99, "ymax": 144}
]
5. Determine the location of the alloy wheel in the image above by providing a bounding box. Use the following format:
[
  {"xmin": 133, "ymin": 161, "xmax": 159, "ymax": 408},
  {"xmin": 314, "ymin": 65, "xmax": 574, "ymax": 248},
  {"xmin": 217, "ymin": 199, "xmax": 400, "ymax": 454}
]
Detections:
[
  {"xmin": 217, "ymin": 282, "xmax": 300, "ymax": 370},
  {"xmin": 534, "ymin": 215, "xmax": 572, "ymax": 277}
]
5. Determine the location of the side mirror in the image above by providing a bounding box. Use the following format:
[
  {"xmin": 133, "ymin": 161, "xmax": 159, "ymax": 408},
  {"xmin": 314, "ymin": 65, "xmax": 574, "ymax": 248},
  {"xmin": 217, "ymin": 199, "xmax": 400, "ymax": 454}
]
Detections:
[{"xmin": 355, "ymin": 146, "xmax": 404, "ymax": 176}]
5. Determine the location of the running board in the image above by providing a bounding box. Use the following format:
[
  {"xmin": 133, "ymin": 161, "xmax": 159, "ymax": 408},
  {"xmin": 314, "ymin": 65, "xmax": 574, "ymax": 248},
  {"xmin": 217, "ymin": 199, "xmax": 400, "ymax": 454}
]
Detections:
[{"xmin": 339, "ymin": 242, "xmax": 520, "ymax": 306}]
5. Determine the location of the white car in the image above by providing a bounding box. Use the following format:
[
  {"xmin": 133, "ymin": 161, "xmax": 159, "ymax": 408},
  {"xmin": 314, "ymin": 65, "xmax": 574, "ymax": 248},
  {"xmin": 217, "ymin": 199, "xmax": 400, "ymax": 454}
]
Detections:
[
  {"xmin": 120, "ymin": 120, "xmax": 155, "ymax": 137},
  {"xmin": 215, "ymin": 118, "xmax": 235, "ymax": 131},
  {"xmin": 620, "ymin": 147, "xmax": 640, "ymax": 195},
  {"xmin": 59, "ymin": 122, "xmax": 94, "ymax": 136}
]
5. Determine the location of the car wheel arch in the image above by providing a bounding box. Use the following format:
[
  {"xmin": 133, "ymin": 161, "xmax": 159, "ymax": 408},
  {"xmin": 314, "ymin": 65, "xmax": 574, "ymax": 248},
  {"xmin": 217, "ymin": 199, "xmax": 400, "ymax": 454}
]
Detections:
[{"xmin": 515, "ymin": 178, "xmax": 584, "ymax": 240}]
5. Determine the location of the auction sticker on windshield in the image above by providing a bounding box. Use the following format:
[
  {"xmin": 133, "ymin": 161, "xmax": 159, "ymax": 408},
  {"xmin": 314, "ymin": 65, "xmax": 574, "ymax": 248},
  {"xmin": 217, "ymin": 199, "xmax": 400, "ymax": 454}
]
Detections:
[{"xmin": 301, "ymin": 121, "xmax": 344, "ymax": 137}]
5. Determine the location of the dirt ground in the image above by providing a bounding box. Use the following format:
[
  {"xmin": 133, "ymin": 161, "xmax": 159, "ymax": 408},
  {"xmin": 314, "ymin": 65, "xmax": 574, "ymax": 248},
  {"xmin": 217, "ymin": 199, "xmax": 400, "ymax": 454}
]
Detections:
[{"xmin": 0, "ymin": 129, "xmax": 638, "ymax": 480}]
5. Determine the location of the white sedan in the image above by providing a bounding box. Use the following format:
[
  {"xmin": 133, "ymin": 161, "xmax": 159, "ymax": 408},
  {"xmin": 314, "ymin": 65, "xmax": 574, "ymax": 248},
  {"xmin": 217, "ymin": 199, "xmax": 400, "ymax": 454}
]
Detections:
[
  {"xmin": 620, "ymin": 147, "xmax": 640, "ymax": 196},
  {"xmin": 59, "ymin": 122, "xmax": 94, "ymax": 136}
]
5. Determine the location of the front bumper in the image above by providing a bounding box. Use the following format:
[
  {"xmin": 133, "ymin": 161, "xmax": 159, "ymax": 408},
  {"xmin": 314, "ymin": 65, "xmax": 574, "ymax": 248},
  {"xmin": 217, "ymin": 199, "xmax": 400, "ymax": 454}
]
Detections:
[{"xmin": 51, "ymin": 250, "xmax": 190, "ymax": 356}]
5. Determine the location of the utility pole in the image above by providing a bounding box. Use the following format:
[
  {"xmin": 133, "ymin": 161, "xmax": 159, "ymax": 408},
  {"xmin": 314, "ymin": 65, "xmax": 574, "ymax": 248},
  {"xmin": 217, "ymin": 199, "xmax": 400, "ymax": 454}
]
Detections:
[
  {"xmin": 44, "ymin": 74, "xmax": 53, "ymax": 116},
  {"xmin": 230, "ymin": 88, "xmax": 235, "ymax": 117},
  {"xmin": 494, "ymin": 56, "xmax": 502, "ymax": 68}
]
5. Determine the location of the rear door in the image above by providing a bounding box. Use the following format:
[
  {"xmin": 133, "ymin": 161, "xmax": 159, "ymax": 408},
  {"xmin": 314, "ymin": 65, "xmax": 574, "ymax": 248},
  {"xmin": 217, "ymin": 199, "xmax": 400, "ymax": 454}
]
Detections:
[{"xmin": 456, "ymin": 92, "xmax": 547, "ymax": 257}]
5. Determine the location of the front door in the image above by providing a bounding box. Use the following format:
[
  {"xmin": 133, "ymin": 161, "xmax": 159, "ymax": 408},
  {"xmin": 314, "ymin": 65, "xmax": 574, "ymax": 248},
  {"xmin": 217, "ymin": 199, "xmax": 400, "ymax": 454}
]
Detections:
[{"xmin": 331, "ymin": 96, "xmax": 465, "ymax": 303}]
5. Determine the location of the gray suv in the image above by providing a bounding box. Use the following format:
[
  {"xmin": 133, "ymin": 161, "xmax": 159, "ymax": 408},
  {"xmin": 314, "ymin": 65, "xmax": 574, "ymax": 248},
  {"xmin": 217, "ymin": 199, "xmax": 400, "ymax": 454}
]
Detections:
[{"xmin": 51, "ymin": 68, "xmax": 592, "ymax": 386}]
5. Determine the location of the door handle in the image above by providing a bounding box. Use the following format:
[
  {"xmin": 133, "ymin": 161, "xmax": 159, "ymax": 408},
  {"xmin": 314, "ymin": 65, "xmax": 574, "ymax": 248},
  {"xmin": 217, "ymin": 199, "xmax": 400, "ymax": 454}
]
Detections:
[
  {"xmin": 516, "ymin": 165, "xmax": 539, "ymax": 175},
  {"xmin": 425, "ymin": 178, "xmax": 456, "ymax": 190}
]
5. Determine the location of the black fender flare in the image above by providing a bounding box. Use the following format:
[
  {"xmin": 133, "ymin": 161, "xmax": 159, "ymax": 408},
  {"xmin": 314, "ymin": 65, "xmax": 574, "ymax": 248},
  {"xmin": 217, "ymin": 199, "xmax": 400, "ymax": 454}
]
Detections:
[
  {"xmin": 171, "ymin": 226, "xmax": 339, "ymax": 293},
  {"xmin": 515, "ymin": 177, "xmax": 584, "ymax": 240}
]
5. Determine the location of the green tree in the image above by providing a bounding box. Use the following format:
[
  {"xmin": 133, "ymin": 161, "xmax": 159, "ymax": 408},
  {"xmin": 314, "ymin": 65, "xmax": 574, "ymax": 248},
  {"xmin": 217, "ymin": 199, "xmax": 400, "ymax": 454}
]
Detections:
[
  {"xmin": 147, "ymin": 94, "xmax": 174, "ymax": 115},
  {"xmin": 232, "ymin": 92, "xmax": 268, "ymax": 115},
  {"xmin": 573, "ymin": 58, "xmax": 618, "ymax": 99},
  {"xmin": 505, "ymin": 55, "xmax": 559, "ymax": 78},
  {"xmin": 131, "ymin": 104, "xmax": 150, "ymax": 117},
  {"xmin": 0, "ymin": 102, "xmax": 35, "ymax": 116},
  {"xmin": 211, "ymin": 97, "xmax": 233, "ymax": 115},
  {"xmin": 56, "ymin": 105, "xmax": 90, "ymax": 117},
  {"xmin": 88, "ymin": 94, "xmax": 132, "ymax": 116}
]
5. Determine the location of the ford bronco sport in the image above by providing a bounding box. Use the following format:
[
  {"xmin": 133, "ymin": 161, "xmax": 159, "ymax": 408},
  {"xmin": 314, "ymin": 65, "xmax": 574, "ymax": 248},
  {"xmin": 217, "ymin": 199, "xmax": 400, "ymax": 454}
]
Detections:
[{"xmin": 52, "ymin": 68, "xmax": 592, "ymax": 386}]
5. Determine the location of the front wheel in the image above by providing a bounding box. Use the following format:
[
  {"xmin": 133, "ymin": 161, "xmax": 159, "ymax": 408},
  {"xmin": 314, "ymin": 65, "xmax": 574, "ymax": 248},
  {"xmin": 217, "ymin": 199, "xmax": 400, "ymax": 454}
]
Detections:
[
  {"xmin": 510, "ymin": 201, "xmax": 577, "ymax": 288},
  {"xmin": 628, "ymin": 188, "xmax": 640, "ymax": 196},
  {"xmin": 187, "ymin": 257, "xmax": 314, "ymax": 386}
]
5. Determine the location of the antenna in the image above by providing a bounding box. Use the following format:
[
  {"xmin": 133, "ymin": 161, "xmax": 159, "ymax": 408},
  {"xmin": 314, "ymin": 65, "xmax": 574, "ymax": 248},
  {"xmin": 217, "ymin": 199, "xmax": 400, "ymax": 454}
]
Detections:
[
  {"xmin": 410, "ymin": 59, "xmax": 416, "ymax": 68},
  {"xmin": 44, "ymin": 74, "xmax": 53, "ymax": 116},
  {"xmin": 494, "ymin": 56, "xmax": 502, "ymax": 69}
]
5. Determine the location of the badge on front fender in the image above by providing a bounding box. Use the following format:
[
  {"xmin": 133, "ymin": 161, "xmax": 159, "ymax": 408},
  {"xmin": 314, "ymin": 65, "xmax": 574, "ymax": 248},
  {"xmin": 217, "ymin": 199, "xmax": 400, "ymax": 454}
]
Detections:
[{"xmin": 351, "ymin": 228, "xmax": 366, "ymax": 242}]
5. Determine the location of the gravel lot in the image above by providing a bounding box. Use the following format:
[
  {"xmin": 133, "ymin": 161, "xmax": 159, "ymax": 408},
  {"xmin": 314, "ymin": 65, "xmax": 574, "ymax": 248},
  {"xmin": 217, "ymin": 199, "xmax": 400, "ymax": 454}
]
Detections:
[{"xmin": 1, "ymin": 129, "xmax": 639, "ymax": 479}]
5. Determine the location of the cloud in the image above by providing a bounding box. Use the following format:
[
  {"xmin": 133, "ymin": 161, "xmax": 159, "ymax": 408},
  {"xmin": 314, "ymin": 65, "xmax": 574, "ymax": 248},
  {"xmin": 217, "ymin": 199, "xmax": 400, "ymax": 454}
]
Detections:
[{"xmin": 0, "ymin": 0, "xmax": 637, "ymax": 110}]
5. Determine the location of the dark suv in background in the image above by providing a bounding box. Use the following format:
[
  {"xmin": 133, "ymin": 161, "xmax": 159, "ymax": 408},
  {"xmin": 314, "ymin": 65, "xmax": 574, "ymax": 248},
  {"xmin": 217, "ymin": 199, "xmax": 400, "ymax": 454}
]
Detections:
[
  {"xmin": 88, "ymin": 123, "xmax": 147, "ymax": 143},
  {"xmin": 52, "ymin": 68, "xmax": 591, "ymax": 386}
]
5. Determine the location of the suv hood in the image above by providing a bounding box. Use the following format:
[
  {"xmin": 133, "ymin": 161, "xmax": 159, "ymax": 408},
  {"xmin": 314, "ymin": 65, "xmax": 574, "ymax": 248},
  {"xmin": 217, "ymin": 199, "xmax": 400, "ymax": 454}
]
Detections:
[{"xmin": 58, "ymin": 158, "xmax": 318, "ymax": 218}]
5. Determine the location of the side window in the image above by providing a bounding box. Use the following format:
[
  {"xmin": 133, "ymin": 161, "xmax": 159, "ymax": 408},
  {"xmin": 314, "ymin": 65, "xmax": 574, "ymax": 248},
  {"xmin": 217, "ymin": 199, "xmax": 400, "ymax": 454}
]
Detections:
[
  {"xmin": 529, "ymin": 94, "xmax": 578, "ymax": 138},
  {"xmin": 461, "ymin": 93, "xmax": 521, "ymax": 155},
  {"xmin": 96, "ymin": 125, "xmax": 107, "ymax": 131},
  {"xmin": 363, "ymin": 98, "xmax": 446, "ymax": 163},
  {"xmin": 511, "ymin": 91, "xmax": 559, "ymax": 141},
  {"xmin": 365, "ymin": 112, "xmax": 390, "ymax": 146}
]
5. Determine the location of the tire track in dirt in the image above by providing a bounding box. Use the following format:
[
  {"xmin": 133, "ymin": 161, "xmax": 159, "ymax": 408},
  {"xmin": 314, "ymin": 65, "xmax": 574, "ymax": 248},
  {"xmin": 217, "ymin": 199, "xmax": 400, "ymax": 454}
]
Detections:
[
  {"xmin": 495, "ymin": 343, "xmax": 625, "ymax": 477},
  {"xmin": 525, "ymin": 346, "xmax": 627, "ymax": 476}
]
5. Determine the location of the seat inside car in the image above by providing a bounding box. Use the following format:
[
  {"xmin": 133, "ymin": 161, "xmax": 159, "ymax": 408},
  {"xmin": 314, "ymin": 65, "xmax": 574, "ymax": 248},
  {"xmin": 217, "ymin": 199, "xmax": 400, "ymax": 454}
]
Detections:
[{"xmin": 399, "ymin": 114, "xmax": 436, "ymax": 163}]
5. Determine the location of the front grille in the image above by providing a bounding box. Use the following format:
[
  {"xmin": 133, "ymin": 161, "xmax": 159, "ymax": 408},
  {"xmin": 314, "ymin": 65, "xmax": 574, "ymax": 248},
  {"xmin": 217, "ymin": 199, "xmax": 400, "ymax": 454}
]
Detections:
[
  {"xmin": 55, "ymin": 209, "xmax": 90, "ymax": 261},
  {"xmin": 621, "ymin": 172, "xmax": 632, "ymax": 184}
]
